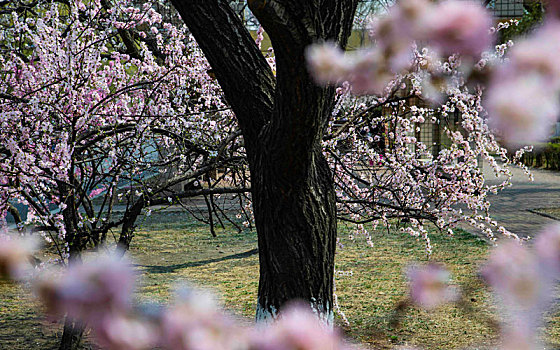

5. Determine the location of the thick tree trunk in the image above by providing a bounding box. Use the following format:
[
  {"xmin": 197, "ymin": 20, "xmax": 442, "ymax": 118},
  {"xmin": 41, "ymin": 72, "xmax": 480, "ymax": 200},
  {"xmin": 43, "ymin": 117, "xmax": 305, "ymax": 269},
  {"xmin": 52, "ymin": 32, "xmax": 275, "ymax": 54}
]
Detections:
[
  {"xmin": 253, "ymin": 148, "xmax": 337, "ymax": 322},
  {"xmin": 171, "ymin": 0, "xmax": 357, "ymax": 321}
]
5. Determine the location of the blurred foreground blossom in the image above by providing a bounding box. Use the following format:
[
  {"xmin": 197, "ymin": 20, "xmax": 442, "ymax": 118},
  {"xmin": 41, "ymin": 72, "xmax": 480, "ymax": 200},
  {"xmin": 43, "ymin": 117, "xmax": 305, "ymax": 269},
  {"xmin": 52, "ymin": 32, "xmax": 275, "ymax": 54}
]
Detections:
[
  {"xmin": 486, "ymin": 74, "xmax": 560, "ymax": 146},
  {"xmin": 422, "ymin": 0, "xmax": 493, "ymax": 57},
  {"xmin": 250, "ymin": 303, "xmax": 351, "ymax": 350},
  {"xmin": 499, "ymin": 324, "xmax": 542, "ymax": 350},
  {"xmin": 94, "ymin": 314, "xmax": 158, "ymax": 350},
  {"xmin": 481, "ymin": 225, "xmax": 560, "ymax": 350},
  {"xmin": 486, "ymin": 20, "xmax": 560, "ymax": 146},
  {"xmin": 407, "ymin": 263, "xmax": 458, "ymax": 309},
  {"xmin": 306, "ymin": 43, "xmax": 350, "ymax": 85},
  {"xmin": 30, "ymin": 253, "xmax": 359, "ymax": 350},
  {"xmin": 481, "ymin": 241, "xmax": 547, "ymax": 310},
  {"xmin": 306, "ymin": 0, "xmax": 494, "ymax": 96},
  {"xmin": 0, "ymin": 233, "xmax": 38, "ymax": 280},
  {"xmin": 160, "ymin": 286, "xmax": 249, "ymax": 350},
  {"xmin": 34, "ymin": 254, "xmax": 135, "ymax": 324},
  {"xmin": 535, "ymin": 223, "xmax": 560, "ymax": 276}
]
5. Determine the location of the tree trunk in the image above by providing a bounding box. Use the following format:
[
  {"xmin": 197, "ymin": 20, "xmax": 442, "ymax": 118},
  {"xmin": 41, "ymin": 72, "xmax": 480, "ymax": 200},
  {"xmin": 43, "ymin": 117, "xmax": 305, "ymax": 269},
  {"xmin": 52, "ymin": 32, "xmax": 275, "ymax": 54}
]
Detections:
[
  {"xmin": 171, "ymin": 0, "xmax": 357, "ymax": 321},
  {"xmin": 117, "ymin": 197, "xmax": 144, "ymax": 253},
  {"xmin": 58, "ymin": 248, "xmax": 84, "ymax": 350},
  {"xmin": 58, "ymin": 318, "xmax": 84, "ymax": 350},
  {"xmin": 252, "ymin": 148, "xmax": 337, "ymax": 322}
]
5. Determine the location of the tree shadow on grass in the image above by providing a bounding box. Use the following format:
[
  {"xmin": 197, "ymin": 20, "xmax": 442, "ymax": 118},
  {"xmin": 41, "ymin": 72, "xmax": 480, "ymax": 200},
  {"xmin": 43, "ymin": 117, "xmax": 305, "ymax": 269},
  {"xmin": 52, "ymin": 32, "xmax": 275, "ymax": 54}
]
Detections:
[{"xmin": 138, "ymin": 248, "xmax": 258, "ymax": 274}]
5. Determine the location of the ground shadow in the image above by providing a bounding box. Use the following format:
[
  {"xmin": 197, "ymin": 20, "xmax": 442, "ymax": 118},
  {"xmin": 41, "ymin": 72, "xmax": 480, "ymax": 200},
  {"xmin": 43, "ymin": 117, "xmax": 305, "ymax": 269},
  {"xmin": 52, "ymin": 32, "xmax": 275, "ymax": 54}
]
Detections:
[{"xmin": 139, "ymin": 248, "xmax": 258, "ymax": 274}]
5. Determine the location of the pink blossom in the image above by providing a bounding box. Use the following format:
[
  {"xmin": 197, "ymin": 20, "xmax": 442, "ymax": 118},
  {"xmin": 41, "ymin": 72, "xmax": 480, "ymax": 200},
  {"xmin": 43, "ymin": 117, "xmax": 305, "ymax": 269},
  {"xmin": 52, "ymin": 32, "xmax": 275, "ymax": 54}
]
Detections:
[
  {"xmin": 480, "ymin": 240, "xmax": 557, "ymax": 349},
  {"xmin": 481, "ymin": 242, "xmax": 547, "ymax": 310},
  {"xmin": 250, "ymin": 303, "xmax": 350, "ymax": 350},
  {"xmin": 0, "ymin": 233, "xmax": 38, "ymax": 280},
  {"xmin": 159, "ymin": 287, "xmax": 248, "ymax": 350},
  {"xmin": 372, "ymin": 0, "xmax": 431, "ymax": 50},
  {"xmin": 486, "ymin": 21, "xmax": 560, "ymax": 146},
  {"xmin": 94, "ymin": 314, "xmax": 158, "ymax": 350},
  {"xmin": 371, "ymin": 0, "xmax": 431, "ymax": 69},
  {"xmin": 499, "ymin": 323, "xmax": 542, "ymax": 350},
  {"xmin": 498, "ymin": 21, "xmax": 560, "ymax": 89},
  {"xmin": 534, "ymin": 223, "xmax": 560, "ymax": 276},
  {"xmin": 88, "ymin": 186, "xmax": 106, "ymax": 198},
  {"xmin": 486, "ymin": 73, "xmax": 559, "ymax": 146},
  {"xmin": 422, "ymin": 0, "xmax": 493, "ymax": 57},
  {"xmin": 346, "ymin": 48, "xmax": 397, "ymax": 95},
  {"xmin": 34, "ymin": 255, "xmax": 135, "ymax": 324},
  {"xmin": 306, "ymin": 43, "xmax": 351, "ymax": 85},
  {"xmin": 255, "ymin": 26, "xmax": 265, "ymax": 49},
  {"xmin": 407, "ymin": 263, "xmax": 458, "ymax": 309}
]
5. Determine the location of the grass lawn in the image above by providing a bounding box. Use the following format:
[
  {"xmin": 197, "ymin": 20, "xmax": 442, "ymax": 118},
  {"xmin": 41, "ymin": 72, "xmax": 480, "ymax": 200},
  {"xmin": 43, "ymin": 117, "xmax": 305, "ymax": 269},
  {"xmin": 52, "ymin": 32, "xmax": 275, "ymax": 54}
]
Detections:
[{"xmin": 2, "ymin": 210, "xmax": 560, "ymax": 349}]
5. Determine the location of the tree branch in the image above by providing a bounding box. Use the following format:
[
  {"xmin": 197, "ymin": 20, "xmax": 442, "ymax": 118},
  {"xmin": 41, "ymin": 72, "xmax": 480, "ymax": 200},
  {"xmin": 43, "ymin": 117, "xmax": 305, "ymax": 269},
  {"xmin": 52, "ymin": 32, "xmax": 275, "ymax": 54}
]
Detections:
[{"xmin": 170, "ymin": 0, "xmax": 275, "ymax": 154}]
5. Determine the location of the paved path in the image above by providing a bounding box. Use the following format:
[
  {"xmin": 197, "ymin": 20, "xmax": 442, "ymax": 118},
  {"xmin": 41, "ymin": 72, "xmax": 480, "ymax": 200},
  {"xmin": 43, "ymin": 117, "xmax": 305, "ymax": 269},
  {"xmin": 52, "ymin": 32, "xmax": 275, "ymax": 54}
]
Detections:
[{"xmin": 473, "ymin": 161, "xmax": 560, "ymax": 240}]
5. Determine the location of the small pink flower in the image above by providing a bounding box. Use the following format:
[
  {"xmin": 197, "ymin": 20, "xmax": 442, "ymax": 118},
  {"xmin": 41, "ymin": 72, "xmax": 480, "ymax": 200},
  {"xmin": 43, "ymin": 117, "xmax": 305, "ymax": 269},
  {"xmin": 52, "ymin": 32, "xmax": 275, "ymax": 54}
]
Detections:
[{"xmin": 407, "ymin": 263, "xmax": 458, "ymax": 309}]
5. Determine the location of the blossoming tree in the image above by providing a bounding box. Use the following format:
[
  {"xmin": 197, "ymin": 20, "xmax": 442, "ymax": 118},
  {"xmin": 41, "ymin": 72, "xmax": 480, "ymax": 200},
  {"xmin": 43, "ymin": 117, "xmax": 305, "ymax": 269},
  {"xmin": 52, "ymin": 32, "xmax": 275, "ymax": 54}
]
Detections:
[
  {"xmin": 3, "ymin": 1, "xmax": 560, "ymax": 348},
  {"xmin": 0, "ymin": 0, "xmax": 252, "ymax": 258},
  {"xmin": 0, "ymin": 1, "xmax": 252, "ymax": 346},
  {"xmin": 168, "ymin": 0, "xmax": 543, "ymax": 323}
]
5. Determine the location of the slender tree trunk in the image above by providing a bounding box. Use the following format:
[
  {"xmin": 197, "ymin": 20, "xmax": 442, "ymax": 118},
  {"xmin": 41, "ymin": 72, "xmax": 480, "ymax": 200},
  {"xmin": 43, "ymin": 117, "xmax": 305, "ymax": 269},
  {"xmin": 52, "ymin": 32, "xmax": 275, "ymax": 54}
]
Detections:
[
  {"xmin": 58, "ymin": 247, "xmax": 84, "ymax": 350},
  {"xmin": 117, "ymin": 198, "xmax": 144, "ymax": 253},
  {"xmin": 59, "ymin": 318, "xmax": 84, "ymax": 350}
]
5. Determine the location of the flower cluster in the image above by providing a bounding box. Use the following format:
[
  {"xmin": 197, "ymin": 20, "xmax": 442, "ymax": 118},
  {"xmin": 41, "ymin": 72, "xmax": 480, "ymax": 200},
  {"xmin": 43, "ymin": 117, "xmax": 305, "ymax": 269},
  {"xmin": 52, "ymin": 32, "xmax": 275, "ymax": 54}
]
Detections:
[
  {"xmin": 307, "ymin": 0, "xmax": 493, "ymax": 95},
  {"xmin": 481, "ymin": 224, "xmax": 560, "ymax": 349},
  {"xmin": 486, "ymin": 19, "xmax": 560, "ymax": 146},
  {"xmin": 0, "ymin": 232, "xmax": 38, "ymax": 280},
  {"xmin": 0, "ymin": 0, "xmax": 248, "ymax": 261},
  {"xmin": 406, "ymin": 224, "xmax": 560, "ymax": 349},
  {"xmin": 0, "ymin": 247, "xmax": 356, "ymax": 350}
]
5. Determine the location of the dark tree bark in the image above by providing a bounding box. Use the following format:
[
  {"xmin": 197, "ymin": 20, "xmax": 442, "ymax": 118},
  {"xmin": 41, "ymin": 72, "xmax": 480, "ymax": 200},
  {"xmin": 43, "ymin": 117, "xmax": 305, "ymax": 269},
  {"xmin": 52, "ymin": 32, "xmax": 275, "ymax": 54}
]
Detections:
[
  {"xmin": 58, "ymin": 318, "xmax": 84, "ymax": 350},
  {"xmin": 171, "ymin": 0, "xmax": 357, "ymax": 322}
]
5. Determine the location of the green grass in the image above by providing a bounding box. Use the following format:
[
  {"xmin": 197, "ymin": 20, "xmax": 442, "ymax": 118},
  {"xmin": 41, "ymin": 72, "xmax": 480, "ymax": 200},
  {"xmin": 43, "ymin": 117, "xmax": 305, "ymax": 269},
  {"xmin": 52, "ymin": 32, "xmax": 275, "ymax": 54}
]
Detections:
[
  {"xmin": 2, "ymin": 211, "xmax": 560, "ymax": 349},
  {"xmin": 333, "ymin": 227, "xmax": 494, "ymax": 349}
]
